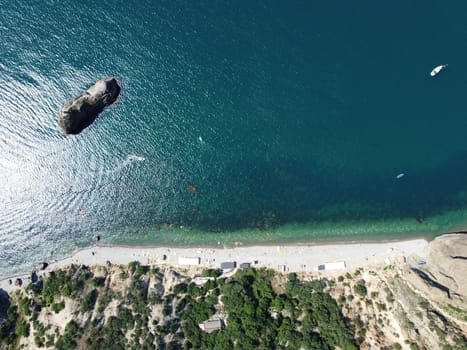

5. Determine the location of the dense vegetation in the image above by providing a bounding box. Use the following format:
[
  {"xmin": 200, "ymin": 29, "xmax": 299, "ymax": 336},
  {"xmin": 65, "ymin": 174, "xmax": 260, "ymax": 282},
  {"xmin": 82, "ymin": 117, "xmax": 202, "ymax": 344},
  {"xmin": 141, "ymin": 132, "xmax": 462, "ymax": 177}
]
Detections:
[
  {"xmin": 0, "ymin": 263, "xmax": 362, "ymax": 350},
  {"xmin": 180, "ymin": 269, "xmax": 358, "ymax": 350},
  {"xmin": 1, "ymin": 263, "xmax": 465, "ymax": 350}
]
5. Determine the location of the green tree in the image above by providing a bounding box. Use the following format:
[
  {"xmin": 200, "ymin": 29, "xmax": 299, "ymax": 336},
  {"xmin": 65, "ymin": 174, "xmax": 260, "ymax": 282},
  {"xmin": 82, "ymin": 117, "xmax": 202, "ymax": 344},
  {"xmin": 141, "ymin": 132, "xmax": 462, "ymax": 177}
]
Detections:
[{"xmin": 353, "ymin": 280, "xmax": 367, "ymax": 297}]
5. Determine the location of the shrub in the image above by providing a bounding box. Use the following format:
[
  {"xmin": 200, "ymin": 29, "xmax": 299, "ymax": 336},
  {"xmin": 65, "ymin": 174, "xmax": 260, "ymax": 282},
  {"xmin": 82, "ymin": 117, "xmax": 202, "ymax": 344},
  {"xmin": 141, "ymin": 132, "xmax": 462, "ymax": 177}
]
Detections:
[
  {"xmin": 287, "ymin": 272, "xmax": 298, "ymax": 283},
  {"xmin": 55, "ymin": 320, "xmax": 80, "ymax": 350},
  {"xmin": 97, "ymin": 291, "xmax": 113, "ymax": 312},
  {"xmin": 45, "ymin": 334, "xmax": 55, "ymax": 348},
  {"xmin": 201, "ymin": 269, "xmax": 222, "ymax": 278},
  {"xmin": 52, "ymin": 301, "xmax": 65, "ymax": 313},
  {"xmin": 135, "ymin": 264, "xmax": 148, "ymax": 277},
  {"xmin": 81, "ymin": 290, "xmax": 98, "ymax": 313},
  {"xmin": 18, "ymin": 297, "xmax": 30, "ymax": 316},
  {"xmin": 174, "ymin": 283, "xmax": 187, "ymax": 294},
  {"xmin": 15, "ymin": 320, "xmax": 30, "ymax": 337},
  {"xmin": 309, "ymin": 280, "xmax": 324, "ymax": 292},
  {"xmin": 41, "ymin": 268, "xmax": 88, "ymax": 304},
  {"xmin": 418, "ymin": 300, "xmax": 430, "ymax": 309},
  {"xmin": 128, "ymin": 261, "xmax": 140, "ymax": 273},
  {"xmin": 376, "ymin": 303, "xmax": 387, "ymax": 312},
  {"xmin": 34, "ymin": 334, "xmax": 44, "ymax": 347},
  {"xmin": 92, "ymin": 277, "xmax": 106, "ymax": 287},
  {"xmin": 78, "ymin": 271, "xmax": 92, "ymax": 282},
  {"xmin": 353, "ymin": 280, "xmax": 367, "ymax": 297}
]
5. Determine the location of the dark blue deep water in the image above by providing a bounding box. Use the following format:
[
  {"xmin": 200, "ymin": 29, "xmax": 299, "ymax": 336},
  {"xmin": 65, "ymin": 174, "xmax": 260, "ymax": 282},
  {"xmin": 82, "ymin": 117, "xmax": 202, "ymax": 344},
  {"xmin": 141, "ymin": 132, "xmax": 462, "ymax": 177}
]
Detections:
[{"xmin": 1, "ymin": 1, "xmax": 467, "ymax": 276}]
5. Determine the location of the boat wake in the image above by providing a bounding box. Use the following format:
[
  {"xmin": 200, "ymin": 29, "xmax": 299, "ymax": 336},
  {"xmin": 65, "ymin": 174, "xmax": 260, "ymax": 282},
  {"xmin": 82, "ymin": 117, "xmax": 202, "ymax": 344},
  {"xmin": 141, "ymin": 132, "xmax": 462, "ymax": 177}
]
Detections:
[
  {"xmin": 107, "ymin": 154, "xmax": 146, "ymax": 175},
  {"xmin": 126, "ymin": 154, "xmax": 146, "ymax": 163}
]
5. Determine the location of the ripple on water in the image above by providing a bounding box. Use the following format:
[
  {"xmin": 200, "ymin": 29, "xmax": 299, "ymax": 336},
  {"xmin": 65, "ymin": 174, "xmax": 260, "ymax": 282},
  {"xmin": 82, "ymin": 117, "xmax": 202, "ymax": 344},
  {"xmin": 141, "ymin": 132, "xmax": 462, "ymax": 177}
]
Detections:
[{"xmin": 2, "ymin": 1, "xmax": 467, "ymax": 279}]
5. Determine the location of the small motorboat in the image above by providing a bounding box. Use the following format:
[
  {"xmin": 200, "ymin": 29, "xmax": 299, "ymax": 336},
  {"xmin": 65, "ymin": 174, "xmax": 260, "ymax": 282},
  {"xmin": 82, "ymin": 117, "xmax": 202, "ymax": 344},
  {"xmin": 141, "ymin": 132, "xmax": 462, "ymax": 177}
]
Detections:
[
  {"xmin": 396, "ymin": 173, "xmax": 405, "ymax": 179},
  {"xmin": 128, "ymin": 155, "xmax": 145, "ymax": 162},
  {"xmin": 430, "ymin": 64, "xmax": 448, "ymax": 77}
]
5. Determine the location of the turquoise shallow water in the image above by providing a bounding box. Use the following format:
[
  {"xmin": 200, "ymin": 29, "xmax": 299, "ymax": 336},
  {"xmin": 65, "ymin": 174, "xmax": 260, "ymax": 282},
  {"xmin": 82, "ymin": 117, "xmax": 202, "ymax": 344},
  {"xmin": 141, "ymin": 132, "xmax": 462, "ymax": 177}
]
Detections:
[{"xmin": 1, "ymin": 1, "xmax": 467, "ymax": 277}]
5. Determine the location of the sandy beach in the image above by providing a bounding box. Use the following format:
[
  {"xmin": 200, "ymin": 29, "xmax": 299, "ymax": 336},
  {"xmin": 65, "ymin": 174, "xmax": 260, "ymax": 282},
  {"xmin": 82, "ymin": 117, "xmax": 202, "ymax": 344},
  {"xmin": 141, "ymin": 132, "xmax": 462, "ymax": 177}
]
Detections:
[{"xmin": 0, "ymin": 238, "xmax": 429, "ymax": 294}]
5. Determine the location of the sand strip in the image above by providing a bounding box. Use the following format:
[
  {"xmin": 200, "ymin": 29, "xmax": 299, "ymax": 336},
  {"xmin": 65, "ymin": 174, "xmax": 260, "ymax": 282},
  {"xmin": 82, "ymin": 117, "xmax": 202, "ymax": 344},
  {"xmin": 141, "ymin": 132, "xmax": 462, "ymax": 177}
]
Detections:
[{"xmin": 0, "ymin": 239, "xmax": 428, "ymax": 294}]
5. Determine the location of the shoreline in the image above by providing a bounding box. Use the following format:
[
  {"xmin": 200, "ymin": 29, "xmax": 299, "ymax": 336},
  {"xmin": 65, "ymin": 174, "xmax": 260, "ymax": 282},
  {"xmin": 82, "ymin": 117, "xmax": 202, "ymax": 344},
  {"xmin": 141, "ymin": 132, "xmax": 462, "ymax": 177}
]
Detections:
[
  {"xmin": 0, "ymin": 238, "xmax": 429, "ymax": 294},
  {"xmin": 96, "ymin": 232, "xmax": 436, "ymax": 249},
  {"xmin": 1, "ymin": 212, "xmax": 463, "ymax": 284}
]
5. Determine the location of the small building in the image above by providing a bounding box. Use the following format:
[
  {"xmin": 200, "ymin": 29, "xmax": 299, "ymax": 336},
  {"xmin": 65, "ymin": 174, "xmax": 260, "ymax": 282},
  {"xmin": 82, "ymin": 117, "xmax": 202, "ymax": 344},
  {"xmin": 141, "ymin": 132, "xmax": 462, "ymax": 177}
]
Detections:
[
  {"xmin": 239, "ymin": 262, "xmax": 251, "ymax": 269},
  {"xmin": 178, "ymin": 257, "xmax": 201, "ymax": 266},
  {"xmin": 198, "ymin": 319, "xmax": 223, "ymax": 333},
  {"xmin": 317, "ymin": 261, "xmax": 346, "ymax": 271},
  {"xmin": 220, "ymin": 261, "xmax": 236, "ymax": 270}
]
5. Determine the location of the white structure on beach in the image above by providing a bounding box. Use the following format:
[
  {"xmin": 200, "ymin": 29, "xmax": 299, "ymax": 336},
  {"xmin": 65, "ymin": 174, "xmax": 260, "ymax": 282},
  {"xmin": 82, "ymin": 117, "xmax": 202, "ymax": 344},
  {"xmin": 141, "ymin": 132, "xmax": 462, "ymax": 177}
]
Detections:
[
  {"xmin": 178, "ymin": 257, "xmax": 201, "ymax": 266},
  {"xmin": 317, "ymin": 261, "xmax": 346, "ymax": 271}
]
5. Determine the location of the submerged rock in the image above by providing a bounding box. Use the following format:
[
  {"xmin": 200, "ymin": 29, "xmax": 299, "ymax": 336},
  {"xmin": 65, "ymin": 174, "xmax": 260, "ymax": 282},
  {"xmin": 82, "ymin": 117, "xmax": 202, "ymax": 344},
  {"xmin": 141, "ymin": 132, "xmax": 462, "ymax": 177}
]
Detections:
[{"xmin": 58, "ymin": 77, "xmax": 121, "ymax": 135}]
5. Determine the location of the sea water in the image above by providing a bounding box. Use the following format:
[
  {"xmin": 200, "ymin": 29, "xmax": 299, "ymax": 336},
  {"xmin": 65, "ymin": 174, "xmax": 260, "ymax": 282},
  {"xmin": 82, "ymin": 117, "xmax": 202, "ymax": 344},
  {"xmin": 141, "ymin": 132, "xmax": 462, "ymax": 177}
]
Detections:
[{"xmin": 1, "ymin": 1, "xmax": 467, "ymax": 277}]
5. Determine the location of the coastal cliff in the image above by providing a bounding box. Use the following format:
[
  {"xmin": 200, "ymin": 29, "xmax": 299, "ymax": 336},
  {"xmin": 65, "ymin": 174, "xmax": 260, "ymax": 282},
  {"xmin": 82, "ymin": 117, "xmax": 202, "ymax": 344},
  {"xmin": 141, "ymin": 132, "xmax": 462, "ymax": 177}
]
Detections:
[
  {"xmin": 0, "ymin": 235, "xmax": 465, "ymax": 350},
  {"xmin": 405, "ymin": 233, "xmax": 466, "ymax": 307},
  {"xmin": 330, "ymin": 233, "xmax": 467, "ymax": 350}
]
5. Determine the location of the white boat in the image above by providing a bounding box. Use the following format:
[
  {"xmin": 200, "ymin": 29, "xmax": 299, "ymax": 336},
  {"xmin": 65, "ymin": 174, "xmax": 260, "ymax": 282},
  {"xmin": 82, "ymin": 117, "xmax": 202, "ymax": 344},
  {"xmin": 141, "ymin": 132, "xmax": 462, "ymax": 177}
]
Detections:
[
  {"xmin": 430, "ymin": 64, "xmax": 447, "ymax": 77},
  {"xmin": 396, "ymin": 173, "xmax": 405, "ymax": 179},
  {"xmin": 128, "ymin": 155, "xmax": 145, "ymax": 162}
]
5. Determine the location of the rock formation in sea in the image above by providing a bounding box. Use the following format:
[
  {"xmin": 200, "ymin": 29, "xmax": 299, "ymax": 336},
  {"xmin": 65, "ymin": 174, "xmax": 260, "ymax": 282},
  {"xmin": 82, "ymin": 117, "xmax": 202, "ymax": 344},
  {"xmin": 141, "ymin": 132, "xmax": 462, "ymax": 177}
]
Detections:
[{"xmin": 58, "ymin": 77, "xmax": 121, "ymax": 135}]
